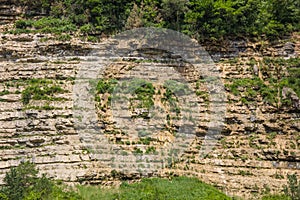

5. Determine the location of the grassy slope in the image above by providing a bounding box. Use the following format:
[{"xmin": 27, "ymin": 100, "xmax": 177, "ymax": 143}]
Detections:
[{"xmin": 77, "ymin": 176, "xmax": 231, "ymax": 200}]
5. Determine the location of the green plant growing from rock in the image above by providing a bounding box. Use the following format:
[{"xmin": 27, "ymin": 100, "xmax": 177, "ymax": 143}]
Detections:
[
  {"xmin": 131, "ymin": 79, "xmax": 155, "ymax": 109},
  {"xmin": 226, "ymin": 57, "xmax": 300, "ymax": 108},
  {"xmin": 284, "ymin": 173, "xmax": 300, "ymax": 200},
  {"xmin": 145, "ymin": 146, "xmax": 156, "ymax": 154},
  {"xmin": 227, "ymin": 77, "xmax": 279, "ymax": 106},
  {"xmin": 94, "ymin": 78, "xmax": 118, "ymax": 110},
  {"xmin": 21, "ymin": 79, "xmax": 67, "ymax": 106},
  {"xmin": 122, "ymin": 79, "xmax": 155, "ymax": 119},
  {"xmin": 96, "ymin": 78, "xmax": 118, "ymax": 95},
  {"xmin": 133, "ymin": 148, "xmax": 143, "ymax": 155}
]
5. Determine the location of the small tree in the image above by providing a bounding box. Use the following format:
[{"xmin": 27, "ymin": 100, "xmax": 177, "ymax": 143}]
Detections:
[
  {"xmin": 1, "ymin": 161, "xmax": 53, "ymax": 200},
  {"xmin": 125, "ymin": 3, "xmax": 143, "ymax": 29}
]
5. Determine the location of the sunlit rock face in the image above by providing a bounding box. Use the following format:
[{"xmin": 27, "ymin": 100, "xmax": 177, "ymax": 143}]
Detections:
[{"xmin": 0, "ymin": 12, "xmax": 299, "ymax": 199}]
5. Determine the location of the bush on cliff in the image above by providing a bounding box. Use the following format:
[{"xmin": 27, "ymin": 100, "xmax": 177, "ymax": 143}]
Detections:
[
  {"xmin": 0, "ymin": 161, "xmax": 80, "ymax": 200},
  {"xmin": 0, "ymin": 162, "xmax": 52, "ymax": 200}
]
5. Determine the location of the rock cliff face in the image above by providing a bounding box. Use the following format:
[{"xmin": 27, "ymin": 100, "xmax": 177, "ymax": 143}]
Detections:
[
  {"xmin": 0, "ymin": 28, "xmax": 299, "ymax": 199},
  {"xmin": 0, "ymin": 0, "xmax": 22, "ymax": 25}
]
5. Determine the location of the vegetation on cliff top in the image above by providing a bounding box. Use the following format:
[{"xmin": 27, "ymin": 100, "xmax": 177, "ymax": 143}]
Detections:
[{"xmin": 11, "ymin": 0, "xmax": 300, "ymax": 41}]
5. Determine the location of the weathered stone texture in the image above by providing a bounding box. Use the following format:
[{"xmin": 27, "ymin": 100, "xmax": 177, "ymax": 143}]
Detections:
[{"xmin": 0, "ymin": 31, "xmax": 299, "ymax": 199}]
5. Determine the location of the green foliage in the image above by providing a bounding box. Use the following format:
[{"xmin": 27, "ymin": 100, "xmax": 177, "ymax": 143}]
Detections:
[
  {"xmin": 227, "ymin": 77, "xmax": 279, "ymax": 105},
  {"xmin": 80, "ymin": 24, "xmax": 93, "ymax": 34},
  {"xmin": 164, "ymin": 80, "xmax": 190, "ymax": 96},
  {"xmin": 83, "ymin": 0, "xmax": 133, "ymax": 33},
  {"xmin": 226, "ymin": 57, "xmax": 300, "ymax": 107},
  {"xmin": 0, "ymin": 162, "xmax": 53, "ymax": 200},
  {"xmin": 17, "ymin": 0, "xmax": 52, "ymax": 16},
  {"xmin": 0, "ymin": 162, "xmax": 82, "ymax": 200},
  {"xmin": 270, "ymin": 0, "xmax": 300, "ymax": 31},
  {"xmin": 125, "ymin": 79, "xmax": 155, "ymax": 110},
  {"xmin": 117, "ymin": 176, "xmax": 231, "ymax": 200},
  {"xmin": 44, "ymin": 184, "xmax": 82, "ymax": 200},
  {"xmin": 282, "ymin": 67, "xmax": 300, "ymax": 98},
  {"xmin": 76, "ymin": 185, "xmax": 116, "ymax": 200},
  {"xmin": 77, "ymin": 176, "xmax": 231, "ymax": 200},
  {"xmin": 161, "ymin": 0, "xmax": 188, "ymax": 31},
  {"xmin": 21, "ymin": 79, "xmax": 66, "ymax": 105},
  {"xmin": 184, "ymin": 0, "xmax": 260, "ymax": 40},
  {"xmin": 0, "ymin": 90, "xmax": 9, "ymax": 96},
  {"xmin": 1, "ymin": 163, "xmax": 231, "ymax": 200},
  {"xmin": 284, "ymin": 173, "xmax": 300, "ymax": 200},
  {"xmin": 261, "ymin": 194, "xmax": 290, "ymax": 200},
  {"xmin": 133, "ymin": 148, "xmax": 143, "ymax": 155},
  {"xmin": 56, "ymin": 34, "xmax": 72, "ymax": 41},
  {"xmin": 86, "ymin": 36, "xmax": 99, "ymax": 42},
  {"xmin": 139, "ymin": 137, "xmax": 152, "ymax": 145},
  {"xmin": 145, "ymin": 146, "xmax": 156, "ymax": 154},
  {"xmin": 162, "ymin": 80, "xmax": 188, "ymax": 110},
  {"xmin": 184, "ymin": 0, "xmax": 299, "ymax": 40},
  {"xmin": 14, "ymin": 17, "xmax": 76, "ymax": 34},
  {"xmin": 15, "ymin": 19, "xmax": 34, "ymax": 29},
  {"xmin": 257, "ymin": 57, "xmax": 300, "ymax": 106},
  {"xmin": 2, "ymin": 162, "xmax": 37, "ymax": 200},
  {"xmin": 12, "ymin": 0, "xmax": 300, "ymax": 40},
  {"xmin": 96, "ymin": 78, "xmax": 117, "ymax": 94},
  {"xmin": 125, "ymin": 1, "xmax": 163, "ymax": 29},
  {"xmin": 0, "ymin": 193, "xmax": 8, "ymax": 200}
]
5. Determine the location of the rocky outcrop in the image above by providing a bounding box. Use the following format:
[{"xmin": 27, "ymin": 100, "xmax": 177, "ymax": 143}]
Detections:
[
  {"xmin": 0, "ymin": 0, "xmax": 22, "ymax": 25},
  {"xmin": 0, "ymin": 30, "xmax": 299, "ymax": 200}
]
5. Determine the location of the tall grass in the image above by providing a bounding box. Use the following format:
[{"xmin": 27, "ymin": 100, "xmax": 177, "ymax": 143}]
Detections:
[{"xmin": 76, "ymin": 176, "xmax": 231, "ymax": 200}]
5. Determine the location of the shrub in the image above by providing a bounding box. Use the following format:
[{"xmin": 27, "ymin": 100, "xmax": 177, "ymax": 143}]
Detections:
[
  {"xmin": 0, "ymin": 162, "xmax": 52, "ymax": 200},
  {"xmin": 21, "ymin": 79, "xmax": 66, "ymax": 105},
  {"xmin": 284, "ymin": 173, "xmax": 300, "ymax": 200},
  {"xmin": 96, "ymin": 79, "xmax": 117, "ymax": 94},
  {"xmin": 0, "ymin": 161, "xmax": 81, "ymax": 200},
  {"xmin": 15, "ymin": 20, "xmax": 33, "ymax": 29},
  {"xmin": 227, "ymin": 77, "xmax": 280, "ymax": 106},
  {"xmin": 12, "ymin": 17, "xmax": 76, "ymax": 35},
  {"xmin": 80, "ymin": 24, "xmax": 93, "ymax": 34}
]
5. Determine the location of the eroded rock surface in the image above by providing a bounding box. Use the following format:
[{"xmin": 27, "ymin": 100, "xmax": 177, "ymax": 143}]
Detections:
[{"xmin": 0, "ymin": 29, "xmax": 299, "ymax": 199}]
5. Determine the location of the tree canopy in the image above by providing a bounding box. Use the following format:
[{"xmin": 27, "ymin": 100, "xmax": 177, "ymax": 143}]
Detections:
[{"xmin": 16, "ymin": 0, "xmax": 300, "ymax": 40}]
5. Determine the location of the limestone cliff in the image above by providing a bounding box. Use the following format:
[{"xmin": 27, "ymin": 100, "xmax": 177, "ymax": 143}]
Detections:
[{"xmin": 0, "ymin": 23, "xmax": 299, "ymax": 200}]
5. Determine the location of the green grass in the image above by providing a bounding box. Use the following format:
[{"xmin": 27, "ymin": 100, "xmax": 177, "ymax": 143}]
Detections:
[
  {"xmin": 1, "ymin": 161, "xmax": 294, "ymax": 200},
  {"xmin": 77, "ymin": 176, "xmax": 231, "ymax": 200}
]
